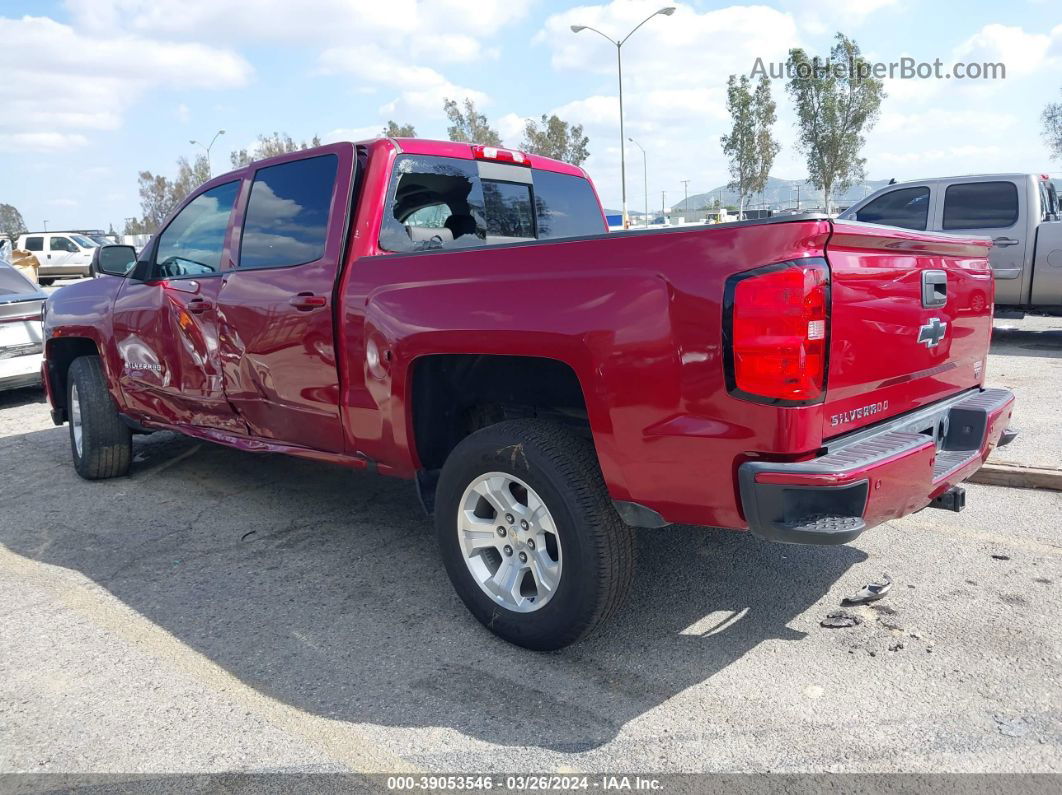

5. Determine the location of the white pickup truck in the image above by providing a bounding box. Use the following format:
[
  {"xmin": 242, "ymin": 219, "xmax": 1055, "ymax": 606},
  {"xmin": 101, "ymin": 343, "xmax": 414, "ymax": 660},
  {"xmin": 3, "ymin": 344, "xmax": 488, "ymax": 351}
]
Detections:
[{"xmin": 840, "ymin": 173, "xmax": 1061, "ymax": 315}]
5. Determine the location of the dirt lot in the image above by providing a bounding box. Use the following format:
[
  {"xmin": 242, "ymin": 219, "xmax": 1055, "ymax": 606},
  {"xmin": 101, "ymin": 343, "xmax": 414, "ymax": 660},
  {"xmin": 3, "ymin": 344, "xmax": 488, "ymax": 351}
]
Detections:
[{"xmin": 0, "ymin": 317, "xmax": 1060, "ymax": 777}]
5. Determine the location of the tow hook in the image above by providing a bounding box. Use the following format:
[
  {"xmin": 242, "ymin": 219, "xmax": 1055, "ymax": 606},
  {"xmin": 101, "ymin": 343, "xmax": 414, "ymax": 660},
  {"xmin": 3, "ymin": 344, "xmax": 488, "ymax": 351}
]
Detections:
[{"xmin": 929, "ymin": 485, "xmax": 966, "ymax": 513}]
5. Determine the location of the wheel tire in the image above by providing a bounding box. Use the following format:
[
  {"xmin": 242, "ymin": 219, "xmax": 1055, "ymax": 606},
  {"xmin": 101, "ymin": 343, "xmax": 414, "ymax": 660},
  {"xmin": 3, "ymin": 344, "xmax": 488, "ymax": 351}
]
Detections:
[
  {"xmin": 435, "ymin": 419, "xmax": 635, "ymax": 650},
  {"xmin": 67, "ymin": 356, "xmax": 132, "ymax": 480}
]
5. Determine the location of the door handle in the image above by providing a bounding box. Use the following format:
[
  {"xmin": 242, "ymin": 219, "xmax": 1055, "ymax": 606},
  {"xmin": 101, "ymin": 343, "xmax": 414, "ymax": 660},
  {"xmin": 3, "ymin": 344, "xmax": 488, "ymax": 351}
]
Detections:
[
  {"xmin": 187, "ymin": 298, "xmax": 211, "ymax": 314},
  {"xmin": 290, "ymin": 292, "xmax": 327, "ymax": 311},
  {"xmin": 992, "ymin": 237, "xmax": 1020, "ymax": 247}
]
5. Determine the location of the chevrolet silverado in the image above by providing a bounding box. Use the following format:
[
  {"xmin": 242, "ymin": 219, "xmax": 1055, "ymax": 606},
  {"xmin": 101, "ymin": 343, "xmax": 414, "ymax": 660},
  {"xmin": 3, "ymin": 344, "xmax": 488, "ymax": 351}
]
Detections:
[{"xmin": 42, "ymin": 138, "xmax": 1015, "ymax": 649}]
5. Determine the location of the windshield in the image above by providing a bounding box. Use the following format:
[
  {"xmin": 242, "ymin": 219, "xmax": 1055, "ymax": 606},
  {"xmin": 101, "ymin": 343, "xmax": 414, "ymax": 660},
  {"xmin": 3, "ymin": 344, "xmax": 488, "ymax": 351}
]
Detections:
[{"xmin": 70, "ymin": 234, "xmax": 98, "ymax": 248}]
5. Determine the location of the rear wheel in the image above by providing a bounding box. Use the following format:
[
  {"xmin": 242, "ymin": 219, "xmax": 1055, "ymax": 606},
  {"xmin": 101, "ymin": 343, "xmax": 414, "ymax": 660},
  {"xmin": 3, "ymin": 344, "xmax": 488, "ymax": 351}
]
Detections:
[
  {"xmin": 434, "ymin": 420, "xmax": 634, "ymax": 650},
  {"xmin": 67, "ymin": 356, "xmax": 131, "ymax": 480}
]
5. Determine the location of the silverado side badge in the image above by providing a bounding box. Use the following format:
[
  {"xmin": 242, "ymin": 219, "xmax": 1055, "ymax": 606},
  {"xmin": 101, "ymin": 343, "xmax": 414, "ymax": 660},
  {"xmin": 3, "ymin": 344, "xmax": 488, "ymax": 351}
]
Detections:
[{"xmin": 918, "ymin": 317, "xmax": 948, "ymax": 347}]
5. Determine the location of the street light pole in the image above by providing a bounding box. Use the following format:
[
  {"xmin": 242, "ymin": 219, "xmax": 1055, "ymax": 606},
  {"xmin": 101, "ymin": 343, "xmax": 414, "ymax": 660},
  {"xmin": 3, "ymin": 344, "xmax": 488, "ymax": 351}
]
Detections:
[
  {"xmin": 571, "ymin": 7, "xmax": 675, "ymax": 229},
  {"xmin": 681, "ymin": 179, "xmax": 690, "ymax": 218},
  {"xmin": 190, "ymin": 129, "xmax": 226, "ymax": 178},
  {"xmin": 628, "ymin": 137, "xmax": 647, "ymax": 226}
]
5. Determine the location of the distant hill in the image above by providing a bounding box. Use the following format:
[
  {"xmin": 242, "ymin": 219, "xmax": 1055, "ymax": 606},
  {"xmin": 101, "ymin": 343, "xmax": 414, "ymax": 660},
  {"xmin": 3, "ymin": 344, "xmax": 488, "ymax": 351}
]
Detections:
[
  {"xmin": 673, "ymin": 176, "xmax": 893, "ymax": 212},
  {"xmin": 611, "ymin": 175, "xmax": 1062, "ymax": 217}
]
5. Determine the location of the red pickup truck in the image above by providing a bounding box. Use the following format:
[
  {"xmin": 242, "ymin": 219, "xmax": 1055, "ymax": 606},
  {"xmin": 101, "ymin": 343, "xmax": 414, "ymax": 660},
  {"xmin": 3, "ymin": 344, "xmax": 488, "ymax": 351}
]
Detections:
[{"xmin": 43, "ymin": 138, "xmax": 1015, "ymax": 649}]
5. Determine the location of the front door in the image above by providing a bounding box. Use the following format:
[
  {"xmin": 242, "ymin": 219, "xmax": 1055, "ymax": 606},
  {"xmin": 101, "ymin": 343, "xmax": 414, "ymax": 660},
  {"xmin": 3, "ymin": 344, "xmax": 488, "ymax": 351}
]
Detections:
[
  {"xmin": 46, "ymin": 235, "xmax": 79, "ymax": 275},
  {"xmin": 111, "ymin": 179, "xmax": 245, "ymax": 433},
  {"xmin": 215, "ymin": 144, "xmax": 357, "ymax": 453}
]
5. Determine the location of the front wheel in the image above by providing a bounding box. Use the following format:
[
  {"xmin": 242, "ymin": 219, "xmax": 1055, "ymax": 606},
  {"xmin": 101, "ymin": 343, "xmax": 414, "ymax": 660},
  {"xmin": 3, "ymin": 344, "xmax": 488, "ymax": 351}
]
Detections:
[
  {"xmin": 434, "ymin": 420, "xmax": 635, "ymax": 650},
  {"xmin": 67, "ymin": 356, "xmax": 132, "ymax": 480}
]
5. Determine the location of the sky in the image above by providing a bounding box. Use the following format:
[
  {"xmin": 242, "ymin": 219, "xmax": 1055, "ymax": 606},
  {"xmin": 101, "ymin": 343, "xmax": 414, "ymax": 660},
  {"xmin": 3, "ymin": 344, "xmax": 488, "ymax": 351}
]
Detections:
[{"xmin": 1, "ymin": 0, "xmax": 1060, "ymax": 230}]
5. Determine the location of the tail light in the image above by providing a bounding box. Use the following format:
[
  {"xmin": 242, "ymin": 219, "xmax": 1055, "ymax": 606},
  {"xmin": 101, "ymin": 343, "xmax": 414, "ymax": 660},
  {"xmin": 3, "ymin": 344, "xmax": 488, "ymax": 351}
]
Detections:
[{"xmin": 723, "ymin": 259, "xmax": 830, "ymax": 405}]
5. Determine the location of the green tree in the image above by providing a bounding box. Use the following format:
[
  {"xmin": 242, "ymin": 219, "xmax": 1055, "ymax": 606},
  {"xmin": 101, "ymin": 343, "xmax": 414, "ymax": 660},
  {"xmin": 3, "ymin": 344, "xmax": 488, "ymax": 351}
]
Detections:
[
  {"xmin": 752, "ymin": 76, "xmax": 780, "ymax": 208},
  {"xmin": 123, "ymin": 217, "xmax": 152, "ymax": 236},
  {"xmin": 133, "ymin": 153, "xmax": 212, "ymax": 234},
  {"xmin": 229, "ymin": 131, "xmax": 322, "ymax": 168},
  {"xmin": 383, "ymin": 120, "xmax": 417, "ymax": 137},
  {"xmin": 0, "ymin": 203, "xmax": 27, "ymax": 242},
  {"xmin": 1043, "ymin": 87, "xmax": 1062, "ymax": 161},
  {"xmin": 135, "ymin": 171, "xmax": 176, "ymax": 233},
  {"xmin": 786, "ymin": 33, "xmax": 885, "ymax": 212},
  {"xmin": 443, "ymin": 98, "xmax": 502, "ymax": 146},
  {"xmin": 521, "ymin": 114, "xmax": 589, "ymax": 165},
  {"xmin": 721, "ymin": 75, "xmax": 779, "ymax": 216}
]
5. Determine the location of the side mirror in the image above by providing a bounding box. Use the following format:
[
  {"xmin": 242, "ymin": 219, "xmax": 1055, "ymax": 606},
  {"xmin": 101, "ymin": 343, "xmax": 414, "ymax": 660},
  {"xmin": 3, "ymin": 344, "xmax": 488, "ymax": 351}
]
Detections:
[{"xmin": 92, "ymin": 244, "xmax": 137, "ymax": 278}]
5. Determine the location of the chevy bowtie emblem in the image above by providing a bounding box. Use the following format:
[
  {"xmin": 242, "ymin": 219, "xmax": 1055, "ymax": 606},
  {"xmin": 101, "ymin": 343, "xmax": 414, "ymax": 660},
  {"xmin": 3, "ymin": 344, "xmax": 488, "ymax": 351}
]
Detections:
[{"xmin": 918, "ymin": 317, "xmax": 947, "ymax": 347}]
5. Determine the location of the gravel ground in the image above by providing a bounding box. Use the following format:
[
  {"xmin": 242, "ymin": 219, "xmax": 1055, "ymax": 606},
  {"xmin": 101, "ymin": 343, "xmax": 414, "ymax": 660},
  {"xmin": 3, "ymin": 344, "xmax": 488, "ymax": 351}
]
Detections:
[
  {"xmin": 0, "ymin": 318, "xmax": 1059, "ymax": 778},
  {"xmin": 989, "ymin": 314, "xmax": 1062, "ymax": 468}
]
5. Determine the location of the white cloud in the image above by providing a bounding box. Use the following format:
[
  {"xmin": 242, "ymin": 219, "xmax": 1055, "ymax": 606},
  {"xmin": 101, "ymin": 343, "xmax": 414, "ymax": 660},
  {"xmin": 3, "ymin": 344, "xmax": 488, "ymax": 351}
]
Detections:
[
  {"xmin": 176, "ymin": 104, "xmax": 191, "ymax": 124},
  {"xmin": 65, "ymin": 0, "xmax": 531, "ymax": 120},
  {"xmin": 318, "ymin": 44, "xmax": 488, "ymax": 116},
  {"xmin": 0, "ymin": 132, "xmax": 89, "ymax": 152},
  {"xmin": 0, "ymin": 16, "xmax": 251, "ymax": 152},
  {"xmin": 496, "ymin": 113, "xmax": 529, "ymax": 147},
  {"xmin": 866, "ymin": 109, "xmax": 1021, "ymax": 177},
  {"xmin": 781, "ymin": 0, "xmax": 899, "ymax": 36},
  {"xmin": 322, "ymin": 125, "xmax": 382, "ymax": 144},
  {"xmin": 954, "ymin": 23, "xmax": 1058, "ymax": 77},
  {"xmin": 876, "ymin": 108, "xmax": 1018, "ymax": 136}
]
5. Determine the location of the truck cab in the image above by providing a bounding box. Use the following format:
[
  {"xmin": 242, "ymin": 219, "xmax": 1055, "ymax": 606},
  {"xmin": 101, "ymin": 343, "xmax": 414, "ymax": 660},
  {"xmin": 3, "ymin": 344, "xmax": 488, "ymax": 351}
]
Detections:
[{"xmin": 839, "ymin": 173, "xmax": 1062, "ymax": 313}]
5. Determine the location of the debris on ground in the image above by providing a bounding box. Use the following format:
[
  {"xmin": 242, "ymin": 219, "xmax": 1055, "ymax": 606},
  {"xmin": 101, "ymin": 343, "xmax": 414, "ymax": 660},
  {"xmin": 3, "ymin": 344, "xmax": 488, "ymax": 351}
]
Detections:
[
  {"xmin": 842, "ymin": 573, "xmax": 893, "ymax": 605},
  {"xmin": 821, "ymin": 610, "xmax": 862, "ymax": 628},
  {"xmin": 889, "ymin": 641, "xmax": 905, "ymax": 652},
  {"xmin": 991, "ymin": 553, "xmax": 1012, "ymax": 561},
  {"xmin": 993, "ymin": 714, "xmax": 1032, "ymax": 738}
]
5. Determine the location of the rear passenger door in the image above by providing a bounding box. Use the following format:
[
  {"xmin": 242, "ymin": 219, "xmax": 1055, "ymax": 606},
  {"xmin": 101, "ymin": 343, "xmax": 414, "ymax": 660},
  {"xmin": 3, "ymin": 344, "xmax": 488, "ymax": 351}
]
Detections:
[
  {"xmin": 216, "ymin": 144, "xmax": 357, "ymax": 453},
  {"xmin": 936, "ymin": 178, "xmax": 1026, "ymax": 305}
]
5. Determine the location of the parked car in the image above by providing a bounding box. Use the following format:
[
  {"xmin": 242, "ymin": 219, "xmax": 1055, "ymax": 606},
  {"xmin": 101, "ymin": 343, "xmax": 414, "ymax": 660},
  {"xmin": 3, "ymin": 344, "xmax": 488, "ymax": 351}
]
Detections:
[
  {"xmin": 41, "ymin": 138, "xmax": 1014, "ymax": 649},
  {"xmin": 69, "ymin": 229, "xmax": 120, "ymax": 246},
  {"xmin": 0, "ymin": 259, "xmax": 45, "ymax": 391},
  {"xmin": 839, "ymin": 173, "xmax": 1061, "ymax": 315},
  {"xmin": 15, "ymin": 231, "xmax": 98, "ymax": 284}
]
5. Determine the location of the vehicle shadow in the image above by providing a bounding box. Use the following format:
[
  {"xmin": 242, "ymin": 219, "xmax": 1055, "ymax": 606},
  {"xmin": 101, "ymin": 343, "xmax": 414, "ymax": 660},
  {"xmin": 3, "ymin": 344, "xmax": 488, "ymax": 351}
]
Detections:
[
  {"xmin": 0, "ymin": 384, "xmax": 45, "ymax": 410},
  {"xmin": 991, "ymin": 325, "xmax": 1062, "ymax": 358},
  {"xmin": 0, "ymin": 426, "xmax": 866, "ymax": 752}
]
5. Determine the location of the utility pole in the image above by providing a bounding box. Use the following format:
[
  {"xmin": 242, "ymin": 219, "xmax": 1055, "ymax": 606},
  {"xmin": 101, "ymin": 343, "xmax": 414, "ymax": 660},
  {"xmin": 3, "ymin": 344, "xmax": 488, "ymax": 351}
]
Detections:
[
  {"xmin": 628, "ymin": 137, "xmax": 648, "ymax": 227},
  {"xmin": 42, "ymin": 220, "xmax": 48, "ymax": 231},
  {"xmin": 681, "ymin": 179, "xmax": 690, "ymax": 217},
  {"xmin": 661, "ymin": 191, "xmax": 666, "ymax": 225},
  {"xmin": 190, "ymin": 129, "xmax": 226, "ymax": 178},
  {"xmin": 571, "ymin": 7, "xmax": 675, "ymax": 229}
]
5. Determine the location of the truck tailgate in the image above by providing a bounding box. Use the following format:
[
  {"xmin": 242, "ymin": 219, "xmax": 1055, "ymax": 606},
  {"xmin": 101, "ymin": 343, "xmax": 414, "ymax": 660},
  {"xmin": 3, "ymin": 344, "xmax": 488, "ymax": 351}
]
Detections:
[{"xmin": 822, "ymin": 221, "xmax": 995, "ymax": 437}]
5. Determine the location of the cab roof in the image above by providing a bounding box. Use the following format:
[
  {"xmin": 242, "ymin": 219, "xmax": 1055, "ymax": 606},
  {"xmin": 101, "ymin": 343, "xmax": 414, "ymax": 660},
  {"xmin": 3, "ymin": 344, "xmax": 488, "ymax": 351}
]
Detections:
[{"xmin": 371, "ymin": 137, "xmax": 588, "ymax": 179}]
